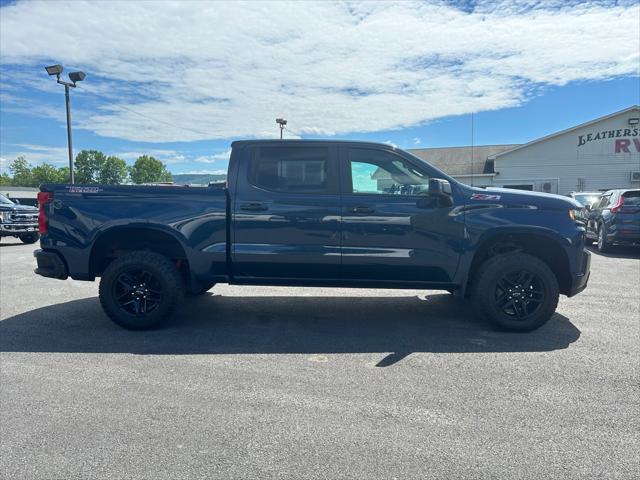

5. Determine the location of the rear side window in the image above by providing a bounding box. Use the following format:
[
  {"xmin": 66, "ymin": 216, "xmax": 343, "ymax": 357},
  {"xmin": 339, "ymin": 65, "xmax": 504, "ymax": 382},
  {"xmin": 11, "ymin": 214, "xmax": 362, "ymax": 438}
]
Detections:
[
  {"xmin": 622, "ymin": 190, "xmax": 640, "ymax": 206},
  {"xmin": 251, "ymin": 147, "xmax": 329, "ymax": 193}
]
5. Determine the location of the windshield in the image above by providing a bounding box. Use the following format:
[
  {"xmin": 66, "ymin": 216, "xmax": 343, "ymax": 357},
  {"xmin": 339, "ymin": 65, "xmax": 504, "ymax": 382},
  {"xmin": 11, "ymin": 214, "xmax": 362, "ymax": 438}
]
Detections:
[
  {"xmin": 0, "ymin": 194, "xmax": 14, "ymax": 205},
  {"xmin": 573, "ymin": 194, "xmax": 600, "ymax": 207}
]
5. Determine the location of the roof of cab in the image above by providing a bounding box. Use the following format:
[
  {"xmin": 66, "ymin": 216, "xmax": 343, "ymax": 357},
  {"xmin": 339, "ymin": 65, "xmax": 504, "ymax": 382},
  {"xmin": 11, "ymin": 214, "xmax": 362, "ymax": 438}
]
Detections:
[{"xmin": 231, "ymin": 139, "xmax": 395, "ymax": 148}]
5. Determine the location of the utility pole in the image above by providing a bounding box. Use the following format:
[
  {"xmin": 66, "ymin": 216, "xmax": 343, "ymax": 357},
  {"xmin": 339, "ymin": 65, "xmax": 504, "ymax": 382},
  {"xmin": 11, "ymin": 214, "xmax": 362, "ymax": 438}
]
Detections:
[{"xmin": 64, "ymin": 84, "xmax": 74, "ymax": 184}]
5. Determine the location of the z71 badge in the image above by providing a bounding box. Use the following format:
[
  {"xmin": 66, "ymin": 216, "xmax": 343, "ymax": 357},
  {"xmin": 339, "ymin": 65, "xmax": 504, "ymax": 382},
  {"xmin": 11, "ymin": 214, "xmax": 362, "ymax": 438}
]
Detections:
[{"xmin": 470, "ymin": 193, "xmax": 501, "ymax": 201}]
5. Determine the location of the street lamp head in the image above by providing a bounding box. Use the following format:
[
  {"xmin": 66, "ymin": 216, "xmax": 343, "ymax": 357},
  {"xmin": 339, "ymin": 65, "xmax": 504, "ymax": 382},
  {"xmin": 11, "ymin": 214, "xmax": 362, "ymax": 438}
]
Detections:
[
  {"xmin": 276, "ymin": 118, "xmax": 287, "ymax": 126},
  {"xmin": 68, "ymin": 71, "xmax": 86, "ymax": 84},
  {"xmin": 45, "ymin": 64, "xmax": 63, "ymax": 76}
]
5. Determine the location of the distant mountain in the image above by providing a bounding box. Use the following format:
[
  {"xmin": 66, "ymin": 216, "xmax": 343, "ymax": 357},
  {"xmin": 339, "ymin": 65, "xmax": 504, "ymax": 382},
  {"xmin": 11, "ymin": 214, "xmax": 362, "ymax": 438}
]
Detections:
[{"xmin": 171, "ymin": 173, "xmax": 227, "ymax": 185}]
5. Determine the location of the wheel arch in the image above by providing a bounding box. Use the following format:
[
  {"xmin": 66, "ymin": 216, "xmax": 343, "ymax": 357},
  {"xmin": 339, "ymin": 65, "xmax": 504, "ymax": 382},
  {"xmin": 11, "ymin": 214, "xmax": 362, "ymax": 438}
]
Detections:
[
  {"xmin": 88, "ymin": 225, "xmax": 192, "ymax": 286},
  {"xmin": 465, "ymin": 229, "xmax": 572, "ymax": 296}
]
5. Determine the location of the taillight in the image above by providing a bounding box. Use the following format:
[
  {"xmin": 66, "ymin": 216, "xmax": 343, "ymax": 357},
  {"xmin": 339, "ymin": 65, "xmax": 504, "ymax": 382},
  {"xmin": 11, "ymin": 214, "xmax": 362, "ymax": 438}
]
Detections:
[
  {"xmin": 37, "ymin": 191, "xmax": 53, "ymax": 235},
  {"xmin": 610, "ymin": 196, "xmax": 623, "ymax": 214}
]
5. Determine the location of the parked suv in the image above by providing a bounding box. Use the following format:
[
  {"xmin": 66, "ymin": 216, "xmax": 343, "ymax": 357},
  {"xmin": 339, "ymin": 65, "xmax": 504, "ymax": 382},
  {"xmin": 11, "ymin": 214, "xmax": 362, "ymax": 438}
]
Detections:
[
  {"xmin": 585, "ymin": 189, "xmax": 640, "ymax": 252},
  {"xmin": 0, "ymin": 193, "xmax": 39, "ymax": 244},
  {"xmin": 567, "ymin": 191, "xmax": 602, "ymax": 223}
]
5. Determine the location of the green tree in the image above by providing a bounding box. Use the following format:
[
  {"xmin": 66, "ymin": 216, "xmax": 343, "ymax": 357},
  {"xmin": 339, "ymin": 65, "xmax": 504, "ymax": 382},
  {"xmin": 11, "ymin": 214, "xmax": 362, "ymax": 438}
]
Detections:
[
  {"xmin": 97, "ymin": 156, "xmax": 129, "ymax": 185},
  {"xmin": 9, "ymin": 156, "xmax": 33, "ymax": 186},
  {"xmin": 130, "ymin": 155, "xmax": 172, "ymax": 184},
  {"xmin": 31, "ymin": 163, "xmax": 69, "ymax": 185},
  {"xmin": 0, "ymin": 172, "xmax": 12, "ymax": 186},
  {"xmin": 74, "ymin": 150, "xmax": 108, "ymax": 184}
]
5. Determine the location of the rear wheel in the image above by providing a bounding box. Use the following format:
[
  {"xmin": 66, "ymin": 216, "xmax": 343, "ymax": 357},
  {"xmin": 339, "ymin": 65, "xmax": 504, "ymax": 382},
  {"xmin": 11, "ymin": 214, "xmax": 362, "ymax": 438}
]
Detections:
[
  {"xmin": 19, "ymin": 233, "xmax": 40, "ymax": 244},
  {"xmin": 99, "ymin": 251, "xmax": 184, "ymax": 330},
  {"xmin": 597, "ymin": 223, "xmax": 611, "ymax": 253},
  {"xmin": 471, "ymin": 253, "xmax": 559, "ymax": 332}
]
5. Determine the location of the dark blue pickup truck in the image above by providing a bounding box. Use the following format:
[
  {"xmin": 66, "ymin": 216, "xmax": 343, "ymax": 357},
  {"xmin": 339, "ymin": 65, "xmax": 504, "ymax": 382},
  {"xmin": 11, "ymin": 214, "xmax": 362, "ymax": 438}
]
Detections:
[{"xmin": 34, "ymin": 140, "xmax": 590, "ymax": 332}]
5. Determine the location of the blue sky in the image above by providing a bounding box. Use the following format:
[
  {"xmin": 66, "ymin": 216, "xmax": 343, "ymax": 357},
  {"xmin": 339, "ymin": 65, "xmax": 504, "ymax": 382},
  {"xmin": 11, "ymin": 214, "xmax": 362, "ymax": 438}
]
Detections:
[{"xmin": 1, "ymin": 1, "xmax": 638, "ymax": 176}]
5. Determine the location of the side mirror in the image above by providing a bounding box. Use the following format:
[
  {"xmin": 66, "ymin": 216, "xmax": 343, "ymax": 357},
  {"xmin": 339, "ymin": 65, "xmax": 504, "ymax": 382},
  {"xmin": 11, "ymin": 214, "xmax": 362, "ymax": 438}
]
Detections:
[{"xmin": 428, "ymin": 178, "xmax": 452, "ymax": 198}]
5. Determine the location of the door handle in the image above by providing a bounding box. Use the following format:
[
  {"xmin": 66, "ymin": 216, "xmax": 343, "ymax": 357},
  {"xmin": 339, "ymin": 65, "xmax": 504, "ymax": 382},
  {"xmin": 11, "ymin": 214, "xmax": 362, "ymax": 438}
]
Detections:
[
  {"xmin": 351, "ymin": 206, "xmax": 374, "ymax": 214},
  {"xmin": 240, "ymin": 202, "xmax": 268, "ymax": 211}
]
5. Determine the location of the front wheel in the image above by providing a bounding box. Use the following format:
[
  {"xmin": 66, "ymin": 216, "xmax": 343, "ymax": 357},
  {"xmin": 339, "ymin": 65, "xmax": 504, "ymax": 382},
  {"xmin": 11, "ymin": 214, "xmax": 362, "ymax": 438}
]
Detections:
[
  {"xmin": 471, "ymin": 253, "xmax": 559, "ymax": 332},
  {"xmin": 19, "ymin": 232, "xmax": 40, "ymax": 244},
  {"xmin": 99, "ymin": 251, "xmax": 184, "ymax": 330}
]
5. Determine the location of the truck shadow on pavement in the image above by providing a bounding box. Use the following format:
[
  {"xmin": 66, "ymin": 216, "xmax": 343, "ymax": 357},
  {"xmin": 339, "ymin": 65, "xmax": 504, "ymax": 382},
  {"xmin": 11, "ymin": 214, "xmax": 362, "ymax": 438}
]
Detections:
[{"xmin": 0, "ymin": 293, "xmax": 581, "ymax": 367}]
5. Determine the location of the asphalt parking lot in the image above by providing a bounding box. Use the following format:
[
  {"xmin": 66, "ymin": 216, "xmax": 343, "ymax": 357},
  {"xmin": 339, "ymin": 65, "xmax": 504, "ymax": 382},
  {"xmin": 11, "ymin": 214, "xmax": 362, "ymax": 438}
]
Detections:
[{"xmin": 1, "ymin": 241, "xmax": 638, "ymax": 479}]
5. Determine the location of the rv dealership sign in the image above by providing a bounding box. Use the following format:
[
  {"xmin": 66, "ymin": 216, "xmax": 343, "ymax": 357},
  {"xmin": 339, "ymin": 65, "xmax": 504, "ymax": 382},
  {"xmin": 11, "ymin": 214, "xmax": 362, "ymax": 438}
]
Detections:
[{"xmin": 577, "ymin": 127, "xmax": 640, "ymax": 152}]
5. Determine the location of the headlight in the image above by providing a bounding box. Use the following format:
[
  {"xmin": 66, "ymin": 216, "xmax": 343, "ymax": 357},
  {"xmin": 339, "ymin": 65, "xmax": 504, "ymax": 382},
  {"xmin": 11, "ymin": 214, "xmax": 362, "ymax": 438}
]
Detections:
[{"xmin": 0, "ymin": 211, "xmax": 11, "ymax": 222}]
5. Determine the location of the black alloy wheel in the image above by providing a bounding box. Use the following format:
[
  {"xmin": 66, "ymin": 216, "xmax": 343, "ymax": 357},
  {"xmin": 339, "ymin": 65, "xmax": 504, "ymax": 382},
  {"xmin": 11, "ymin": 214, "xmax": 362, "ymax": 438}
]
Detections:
[
  {"xmin": 494, "ymin": 270, "xmax": 545, "ymax": 321},
  {"xmin": 113, "ymin": 269, "xmax": 163, "ymax": 316}
]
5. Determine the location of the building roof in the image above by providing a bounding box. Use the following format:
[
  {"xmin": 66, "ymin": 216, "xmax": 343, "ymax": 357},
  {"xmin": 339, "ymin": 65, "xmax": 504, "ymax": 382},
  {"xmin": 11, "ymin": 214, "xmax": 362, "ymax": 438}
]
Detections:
[
  {"xmin": 408, "ymin": 144, "xmax": 519, "ymax": 176},
  {"xmin": 489, "ymin": 105, "xmax": 640, "ymax": 159}
]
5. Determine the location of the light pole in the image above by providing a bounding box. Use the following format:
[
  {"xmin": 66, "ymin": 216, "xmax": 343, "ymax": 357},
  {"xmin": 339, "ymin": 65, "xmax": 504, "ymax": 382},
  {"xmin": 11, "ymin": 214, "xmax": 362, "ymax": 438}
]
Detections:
[
  {"xmin": 276, "ymin": 118, "xmax": 287, "ymax": 139},
  {"xmin": 45, "ymin": 65, "xmax": 86, "ymax": 184}
]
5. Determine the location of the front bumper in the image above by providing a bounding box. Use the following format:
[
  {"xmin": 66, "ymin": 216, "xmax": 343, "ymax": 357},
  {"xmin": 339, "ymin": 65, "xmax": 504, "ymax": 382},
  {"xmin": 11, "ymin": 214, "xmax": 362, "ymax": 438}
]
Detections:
[
  {"xmin": 0, "ymin": 223, "xmax": 38, "ymax": 235},
  {"xmin": 568, "ymin": 249, "xmax": 591, "ymax": 297},
  {"xmin": 34, "ymin": 249, "xmax": 68, "ymax": 280}
]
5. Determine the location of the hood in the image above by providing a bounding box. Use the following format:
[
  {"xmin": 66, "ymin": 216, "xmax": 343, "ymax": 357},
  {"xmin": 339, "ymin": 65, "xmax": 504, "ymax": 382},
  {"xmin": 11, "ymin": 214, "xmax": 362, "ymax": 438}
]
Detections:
[
  {"xmin": 468, "ymin": 186, "xmax": 581, "ymax": 210},
  {"xmin": 0, "ymin": 203, "xmax": 39, "ymax": 212}
]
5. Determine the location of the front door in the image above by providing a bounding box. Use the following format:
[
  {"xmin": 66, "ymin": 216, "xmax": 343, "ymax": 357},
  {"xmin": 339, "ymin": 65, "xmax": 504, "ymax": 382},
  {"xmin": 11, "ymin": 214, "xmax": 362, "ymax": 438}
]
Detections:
[
  {"xmin": 340, "ymin": 146, "xmax": 462, "ymax": 284},
  {"xmin": 232, "ymin": 144, "xmax": 341, "ymax": 280}
]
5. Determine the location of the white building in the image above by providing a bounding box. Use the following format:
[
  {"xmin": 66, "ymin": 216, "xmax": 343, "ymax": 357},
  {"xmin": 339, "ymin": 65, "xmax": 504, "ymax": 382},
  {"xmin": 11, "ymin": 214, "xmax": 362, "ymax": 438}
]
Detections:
[{"xmin": 409, "ymin": 105, "xmax": 640, "ymax": 195}]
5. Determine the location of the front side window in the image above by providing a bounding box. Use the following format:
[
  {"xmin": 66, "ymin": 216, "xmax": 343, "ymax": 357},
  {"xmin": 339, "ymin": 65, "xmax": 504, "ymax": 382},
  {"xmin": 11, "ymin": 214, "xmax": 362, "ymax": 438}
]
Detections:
[
  {"xmin": 251, "ymin": 147, "xmax": 328, "ymax": 193},
  {"xmin": 349, "ymin": 148, "xmax": 430, "ymax": 195}
]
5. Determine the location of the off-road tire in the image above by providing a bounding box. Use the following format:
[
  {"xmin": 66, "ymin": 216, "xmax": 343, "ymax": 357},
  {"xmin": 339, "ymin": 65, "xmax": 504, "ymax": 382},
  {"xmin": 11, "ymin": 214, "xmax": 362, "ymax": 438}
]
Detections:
[
  {"xmin": 19, "ymin": 233, "xmax": 40, "ymax": 244},
  {"xmin": 99, "ymin": 251, "xmax": 184, "ymax": 330},
  {"xmin": 471, "ymin": 252, "xmax": 559, "ymax": 332}
]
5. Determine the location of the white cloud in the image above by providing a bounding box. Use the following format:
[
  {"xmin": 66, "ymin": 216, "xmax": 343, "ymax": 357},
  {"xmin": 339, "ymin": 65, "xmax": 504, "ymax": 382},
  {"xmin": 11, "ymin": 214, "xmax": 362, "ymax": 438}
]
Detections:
[
  {"xmin": 413, "ymin": 137, "xmax": 421, "ymax": 145},
  {"xmin": 0, "ymin": 1, "xmax": 638, "ymax": 143},
  {"xmin": 118, "ymin": 149, "xmax": 185, "ymax": 164},
  {"xmin": 195, "ymin": 149, "xmax": 232, "ymax": 163},
  {"xmin": 0, "ymin": 144, "xmax": 70, "ymax": 166}
]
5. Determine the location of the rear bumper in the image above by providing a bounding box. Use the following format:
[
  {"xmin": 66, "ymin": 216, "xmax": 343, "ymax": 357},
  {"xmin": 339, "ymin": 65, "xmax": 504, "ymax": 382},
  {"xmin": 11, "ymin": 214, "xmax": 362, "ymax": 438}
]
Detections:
[
  {"xmin": 568, "ymin": 249, "xmax": 590, "ymax": 297},
  {"xmin": 34, "ymin": 249, "xmax": 68, "ymax": 280}
]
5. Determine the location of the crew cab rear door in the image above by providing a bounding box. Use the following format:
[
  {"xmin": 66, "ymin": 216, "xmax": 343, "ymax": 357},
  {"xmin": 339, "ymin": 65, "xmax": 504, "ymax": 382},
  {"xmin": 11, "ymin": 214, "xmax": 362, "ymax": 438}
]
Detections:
[
  {"xmin": 231, "ymin": 143, "xmax": 341, "ymax": 280},
  {"xmin": 339, "ymin": 145, "xmax": 462, "ymax": 284}
]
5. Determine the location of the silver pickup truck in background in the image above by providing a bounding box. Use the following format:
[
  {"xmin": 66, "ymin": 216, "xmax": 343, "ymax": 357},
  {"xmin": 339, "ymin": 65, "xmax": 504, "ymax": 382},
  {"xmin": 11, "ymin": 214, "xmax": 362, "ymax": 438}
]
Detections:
[{"xmin": 0, "ymin": 193, "xmax": 40, "ymax": 244}]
